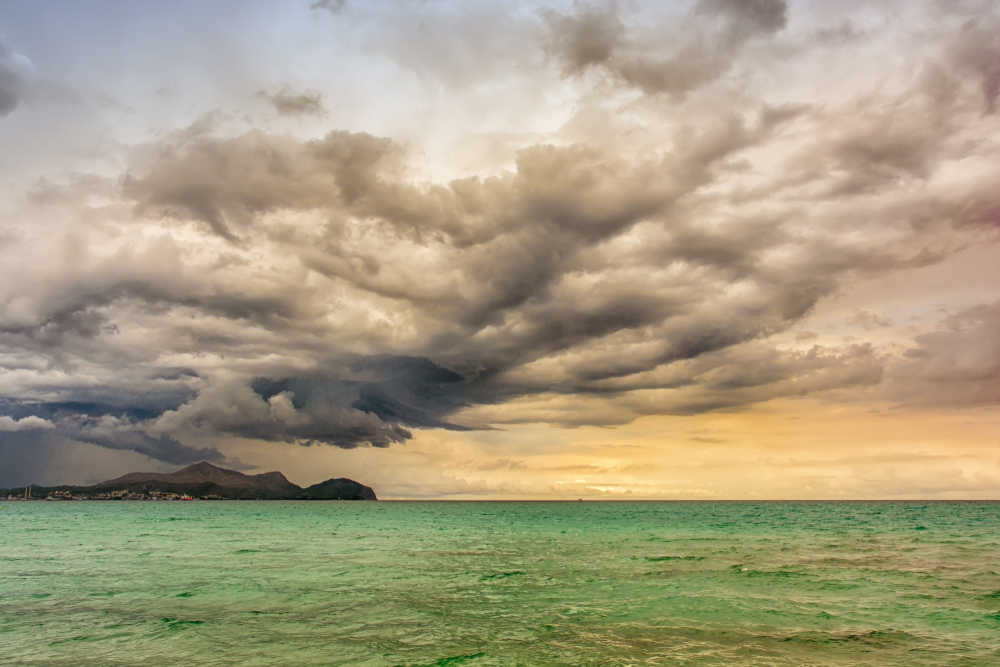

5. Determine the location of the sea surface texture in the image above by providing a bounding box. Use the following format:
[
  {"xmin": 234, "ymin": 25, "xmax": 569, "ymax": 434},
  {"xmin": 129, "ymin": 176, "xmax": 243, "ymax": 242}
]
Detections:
[{"xmin": 1, "ymin": 501, "xmax": 998, "ymax": 666}]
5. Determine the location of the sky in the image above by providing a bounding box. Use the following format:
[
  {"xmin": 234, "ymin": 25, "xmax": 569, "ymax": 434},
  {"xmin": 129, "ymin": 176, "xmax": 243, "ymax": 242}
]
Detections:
[{"xmin": 1, "ymin": 0, "xmax": 999, "ymax": 498}]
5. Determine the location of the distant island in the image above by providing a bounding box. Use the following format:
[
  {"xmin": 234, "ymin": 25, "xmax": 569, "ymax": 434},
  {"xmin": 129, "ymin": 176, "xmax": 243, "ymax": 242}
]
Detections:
[{"xmin": 1, "ymin": 462, "xmax": 377, "ymax": 501}]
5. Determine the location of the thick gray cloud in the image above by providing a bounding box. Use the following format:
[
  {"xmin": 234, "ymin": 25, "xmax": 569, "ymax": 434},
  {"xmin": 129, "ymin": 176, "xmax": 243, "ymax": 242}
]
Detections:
[
  {"xmin": 149, "ymin": 355, "xmax": 473, "ymax": 449},
  {"xmin": 0, "ymin": 0, "xmax": 998, "ymax": 472},
  {"xmin": 543, "ymin": 0, "xmax": 787, "ymax": 97},
  {"xmin": 59, "ymin": 416, "xmax": 229, "ymax": 465},
  {"xmin": 0, "ymin": 395, "xmax": 228, "ymax": 465}
]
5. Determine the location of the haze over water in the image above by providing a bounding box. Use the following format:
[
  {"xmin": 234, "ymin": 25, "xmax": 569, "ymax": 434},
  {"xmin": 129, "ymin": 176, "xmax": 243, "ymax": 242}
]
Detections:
[{"xmin": 2, "ymin": 501, "xmax": 998, "ymax": 666}]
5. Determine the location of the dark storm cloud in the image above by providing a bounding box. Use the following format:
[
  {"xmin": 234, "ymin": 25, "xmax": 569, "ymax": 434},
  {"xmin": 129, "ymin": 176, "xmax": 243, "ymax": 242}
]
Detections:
[
  {"xmin": 0, "ymin": 431, "xmax": 72, "ymax": 488},
  {"xmin": 60, "ymin": 417, "xmax": 228, "ymax": 465},
  {"xmin": 0, "ymin": 407, "xmax": 227, "ymax": 467},
  {"xmin": 252, "ymin": 356, "xmax": 472, "ymax": 441},
  {"xmin": 543, "ymin": 0, "xmax": 788, "ymax": 97},
  {"xmin": 0, "ymin": 429, "xmax": 170, "ymax": 489},
  {"xmin": 0, "ymin": 243, "xmax": 308, "ymax": 363},
  {"xmin": 135, "ymin": 355, "xmax": 477, "ymax": 449},
  {"xmin": 4, "ymin": 354, "xmax": 473, "ymax": 455},
  {"xmin": 0, "ymin": 386, "xmax": 219, "ymax": 465},
  {"xmin": 13, "ymin": 55, "xmax": 991, "ymax": 459}
]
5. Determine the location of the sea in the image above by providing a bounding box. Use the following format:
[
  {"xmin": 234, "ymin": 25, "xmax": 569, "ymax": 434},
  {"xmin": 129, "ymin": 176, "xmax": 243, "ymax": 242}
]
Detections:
[{"xmin": 1, "ymin": 501, "xmax": 998, "ymax": 666}]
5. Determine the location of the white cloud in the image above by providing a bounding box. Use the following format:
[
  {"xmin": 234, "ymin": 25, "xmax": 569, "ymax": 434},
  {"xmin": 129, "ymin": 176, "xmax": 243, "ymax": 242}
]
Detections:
[{"xmin": 0, "ymin": 415, "xmax": 54, "ymax": 432}]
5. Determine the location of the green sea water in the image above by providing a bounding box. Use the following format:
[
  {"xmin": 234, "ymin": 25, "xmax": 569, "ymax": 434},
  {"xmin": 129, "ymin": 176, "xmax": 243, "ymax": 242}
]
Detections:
[{"xmin": 1, "ymin": 501, "xmax": 998, "ymax": 666}]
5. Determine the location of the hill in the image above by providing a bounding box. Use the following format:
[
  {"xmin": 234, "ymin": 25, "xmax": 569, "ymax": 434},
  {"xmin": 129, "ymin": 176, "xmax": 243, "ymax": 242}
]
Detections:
[
  {"xmin": 98, "ymin": 462, "xmax": 302, "ymax": 496},
  {"xmin": 1, "ymin": 462, "xmax": 377, "ymax": 501},
  {"xmin": 298, "ymin": 478, "xmax": 378, "ymax": 500}
]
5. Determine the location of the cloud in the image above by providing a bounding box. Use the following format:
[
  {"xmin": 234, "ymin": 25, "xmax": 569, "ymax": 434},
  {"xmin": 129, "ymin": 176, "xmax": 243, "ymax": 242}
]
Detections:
[
  {"xmin": 696, "ymin": 0, "xmax": 788, "ymax": 37},
  {"xmin": 122, "ymin": 127, "xmax": 393, "ymax": 241},
  {"xmin": 9, "ymin": 60, "xmax": 994, "ymax": 457},
  {"xmin": 311, "ymin": 0, "xmax": 347, "ymax": 14},
  {"xmin": 257, "ymin": 87, "xmax": 326, "ymax": 116},
  {"xmin": 543, "ymin": 0, "xmax": 788, "ymax": 97},
  {"xmin": 948, "ymin": 18, "xmax": 1000, "ymax": 114},
  {"xmin": 846, "ymin": 310, "xmax": 893, "ymax": 330},
  {"xmin": 155, "ymin": 355, "xmax": 477, "ymax": 448},
  {"xmin": 541, "ymin": 4, "xmax": 625, "ymax": 77},
  {"xmin": 59, "ymin": 414, "xmax": 232, "ymax": 465},
  {"xmin": 147, "ymin": 357, "xmax": 466, "ymax": 448},
  {"xmin": 890, "ymin": 301, "xmax": 1000, "ymax": 408},
  {"xmin": 0, "ymin": 397, "xmax": 233, "ymax": 465},
  {"xmin": 1, "ymin": 0, "xmax": 999, "ymax": 472},
  {"xmin": 0, "ymin": 431, "xmax": 177, "ymax": 488},
  {"xmin": 476, "ymin": 459, "xmax": 529, "ymax": 471},
  {"xmin": 0, "ymin": 40, "xmax": 33, "ymax": 118},
  {"xmin": 0, "ymin": 415, "xmax": 54, "ymax": 432}
]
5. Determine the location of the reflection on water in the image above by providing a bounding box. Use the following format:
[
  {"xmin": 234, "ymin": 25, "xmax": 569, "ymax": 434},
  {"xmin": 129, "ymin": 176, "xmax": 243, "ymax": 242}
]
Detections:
[{"xmin": 1, "ymin": 501, "xmax": 998, "ymax": 666}]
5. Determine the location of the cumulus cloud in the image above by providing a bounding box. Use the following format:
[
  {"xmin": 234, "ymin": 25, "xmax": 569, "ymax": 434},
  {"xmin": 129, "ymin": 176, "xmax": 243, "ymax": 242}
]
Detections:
[{"xmin": 0, "ymin": 415, "xmax": 54, "ymax": 432}]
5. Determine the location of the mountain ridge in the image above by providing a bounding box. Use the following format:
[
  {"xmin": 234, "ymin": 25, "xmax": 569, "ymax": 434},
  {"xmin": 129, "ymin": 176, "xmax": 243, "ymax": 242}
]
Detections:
[
  {"xmin": 2, "ymin": 462, "xmax": 377, "ymax": 501},
  {"xmin": 100, "ymin": 462, "xmax": 300, "ymax": 493}
]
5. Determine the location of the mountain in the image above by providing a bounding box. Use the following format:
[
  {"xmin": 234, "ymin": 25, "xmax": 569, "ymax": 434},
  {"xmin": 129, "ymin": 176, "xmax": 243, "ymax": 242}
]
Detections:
[
  {"xmin": 298, "ymin": 478, "xmax": 378, "ymax": 501},
  {"xmin": 1, "ymin": 462, "xmax": 377, "ymax": 501},
  {"xmin": 101, "ymin": 462, "xmax": 301, "ymax": 494}
]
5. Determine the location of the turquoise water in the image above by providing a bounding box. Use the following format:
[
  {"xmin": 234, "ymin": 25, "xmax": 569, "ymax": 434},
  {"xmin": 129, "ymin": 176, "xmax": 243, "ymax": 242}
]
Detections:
[{"xmin": 1, "ymin": 501, "xmax": 998, "ymax": 666}]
